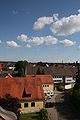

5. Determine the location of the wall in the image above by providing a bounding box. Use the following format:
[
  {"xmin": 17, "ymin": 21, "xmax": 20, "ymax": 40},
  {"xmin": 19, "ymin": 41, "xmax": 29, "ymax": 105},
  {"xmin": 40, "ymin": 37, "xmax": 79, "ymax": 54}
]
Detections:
[
  {"xmin": 65, "ymin": 77, "xmax": 75, "ymax": 83},
  {"xmin": 20, "ymin": 100, "xmax": 44, "ymax": 113},
  {"xmin": 43, "ymin": 84, "xmax": 54, "ymax": 92},
  {"xmin": 53, "ymin": 78, "xmax": 63, "ymax": 83},
  {"xmin": 65, "ymin": 83, "xmax": 75, "ymax": 89}
]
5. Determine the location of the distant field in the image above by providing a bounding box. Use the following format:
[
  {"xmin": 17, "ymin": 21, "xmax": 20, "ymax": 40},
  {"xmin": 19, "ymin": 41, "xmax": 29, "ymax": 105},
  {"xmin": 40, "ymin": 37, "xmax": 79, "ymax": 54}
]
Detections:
[{"xmin": 20, "ymin": 112, "xmax": 39, "ymax": 120}]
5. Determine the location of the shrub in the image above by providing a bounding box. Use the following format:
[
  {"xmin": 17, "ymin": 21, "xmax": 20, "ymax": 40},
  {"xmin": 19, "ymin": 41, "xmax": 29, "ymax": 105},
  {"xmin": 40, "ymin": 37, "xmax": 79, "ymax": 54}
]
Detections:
[{"xmin": 39, "ymin": 108, "xmax": 49, "ymax": 120}]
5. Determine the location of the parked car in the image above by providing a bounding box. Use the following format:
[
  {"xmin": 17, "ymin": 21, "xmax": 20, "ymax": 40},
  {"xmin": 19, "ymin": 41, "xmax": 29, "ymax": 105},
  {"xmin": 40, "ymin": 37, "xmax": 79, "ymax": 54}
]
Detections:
[
  {"xmin": 46, "ymin": 91, "xmax": 54, "ymax": 97},
  {"xmin": 45, "ymin": 91, "xmax": 54, "ymax": 100},
  {"xmin": 49, "ymin": 90, "xmax": 54, "ymax": 97}
]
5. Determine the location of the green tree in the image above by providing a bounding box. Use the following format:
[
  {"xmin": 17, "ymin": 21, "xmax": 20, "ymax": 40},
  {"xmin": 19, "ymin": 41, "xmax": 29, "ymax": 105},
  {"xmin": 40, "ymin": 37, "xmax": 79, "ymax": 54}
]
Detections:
[
  {"xmin": 13, "ymin": 60, "xmax": 28, "ymax": 77},
  {"xmin": 70, "ymin": 64, "xmax": 80, "ymax": 111},
  {"xmin": 18, "ymin": 67, "xmax": 25, "ymax": 77},
  {"xmin": 42, "ymin": 69, "xmax": 45, "ymax": 74},
  {"xmin": 39, "ymin": 109, "xmax": 49, "ymax": 120},
  {"xmin": 0, "ymin": 94, "xmax": 21, "ymax": 120},
  {"xmin": 36, "ymin": 67, "xmax": 41, "ymax": 75},
  {"xmin": 75, "ymin": 64, "xmax": 80, "ymax": 90}
]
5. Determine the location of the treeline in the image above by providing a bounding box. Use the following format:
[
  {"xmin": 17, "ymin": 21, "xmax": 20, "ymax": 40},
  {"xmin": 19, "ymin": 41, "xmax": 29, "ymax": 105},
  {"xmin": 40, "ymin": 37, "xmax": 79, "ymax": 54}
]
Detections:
[
  {"xmin": 12, "ymin": 60, "xmax": 28, "ymax": 77},
  {"xmin": 70, "ymin": 64, "xmax": 80, "ymax": 111}
]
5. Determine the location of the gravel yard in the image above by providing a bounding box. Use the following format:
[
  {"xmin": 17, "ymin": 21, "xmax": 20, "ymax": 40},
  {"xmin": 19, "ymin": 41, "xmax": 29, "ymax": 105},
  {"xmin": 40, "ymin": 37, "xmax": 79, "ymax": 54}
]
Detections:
[{"xmin": 46, "ymin": 91, "xmax": 80, "ymax": 120}]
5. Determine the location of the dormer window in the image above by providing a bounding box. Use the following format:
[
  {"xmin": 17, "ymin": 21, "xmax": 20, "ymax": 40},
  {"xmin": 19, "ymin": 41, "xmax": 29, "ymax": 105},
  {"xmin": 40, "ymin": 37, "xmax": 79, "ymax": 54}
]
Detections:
[{"xmin": 22, "ymin": 88, "xmax": 31, "ymax": 98}]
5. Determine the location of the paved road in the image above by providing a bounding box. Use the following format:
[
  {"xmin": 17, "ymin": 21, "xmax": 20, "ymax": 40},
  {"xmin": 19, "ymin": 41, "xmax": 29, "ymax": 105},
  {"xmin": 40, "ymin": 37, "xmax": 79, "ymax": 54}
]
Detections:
[{"xmin": 46, "ymin": 91, "xmax": 80, "ymax": 120}]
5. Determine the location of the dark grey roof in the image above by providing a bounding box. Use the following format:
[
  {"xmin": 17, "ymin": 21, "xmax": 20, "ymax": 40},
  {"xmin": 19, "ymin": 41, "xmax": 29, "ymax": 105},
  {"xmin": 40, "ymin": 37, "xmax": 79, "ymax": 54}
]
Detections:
[{"xmin": 26, "ymin": 65, "xmax": 77, "ymax": 77}]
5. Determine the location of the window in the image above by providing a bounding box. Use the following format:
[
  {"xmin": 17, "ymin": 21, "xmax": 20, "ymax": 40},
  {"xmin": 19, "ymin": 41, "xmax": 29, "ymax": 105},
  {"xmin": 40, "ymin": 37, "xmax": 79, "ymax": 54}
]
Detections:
[
  {"xmin": 43, "ymin": 84, "xmax": 49, "ymax": 87},
  {"xmin": 24, "ymin": 102, "xmax": 28, "ymax": 107},
  {"xmin": 22, "ymin": 88, "xmax": 31, "ymax": 98},
  {"xmin": 67, "ymin": 80, "xmax": 71, "ymax": 81},
  {"xmin": 43, "ymin": 85, "xmax": 44, "ymax": 87},
  {"xmin": 31, "ymin": 102, "xmax": 35, "ymax": 107},
  {"xmin": 26, "ymin": 94, "xmax": 31, "ymax": 97},
  {"xmin": 47, "ymin": 85, "xmax": 49, "ymax": 87}
]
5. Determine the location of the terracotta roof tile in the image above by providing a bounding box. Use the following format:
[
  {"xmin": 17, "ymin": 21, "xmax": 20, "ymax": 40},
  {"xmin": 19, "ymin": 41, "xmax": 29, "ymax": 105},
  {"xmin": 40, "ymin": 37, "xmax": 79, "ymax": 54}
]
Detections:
[{"xmin": 0, "ymin": 75, "xmax": 53, "ymax": 101}]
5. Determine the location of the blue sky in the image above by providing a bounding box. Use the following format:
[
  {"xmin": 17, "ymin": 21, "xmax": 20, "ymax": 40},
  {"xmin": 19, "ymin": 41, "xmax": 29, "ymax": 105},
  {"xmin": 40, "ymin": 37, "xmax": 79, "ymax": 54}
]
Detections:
[{"xmin": 0, "ymin": 0, "xmax": 80, "ymax": 62}]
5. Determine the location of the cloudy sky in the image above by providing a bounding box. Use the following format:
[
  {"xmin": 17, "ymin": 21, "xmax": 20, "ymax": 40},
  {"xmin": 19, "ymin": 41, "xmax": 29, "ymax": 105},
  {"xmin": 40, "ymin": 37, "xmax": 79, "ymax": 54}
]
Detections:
[{"xmin": 0, "ymin": 0, "xmax": 80, "ymax": 62}]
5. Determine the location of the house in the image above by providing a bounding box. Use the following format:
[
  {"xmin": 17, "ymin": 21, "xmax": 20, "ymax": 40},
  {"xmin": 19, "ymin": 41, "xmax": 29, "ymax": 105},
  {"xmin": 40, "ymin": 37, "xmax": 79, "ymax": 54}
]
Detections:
[
  {"xmin": 0, "ymin": 72, "xmax": 13, "ymax": 78},
  {"xmin": 0, "ymin": 75, "xmax": 53, "ymax": 113},
  {"xmin": 35, "ymin": 75, "xmax": 54, "ymax": 93},
  {"xmin": 52, "ymin": 65, "xmax": 77, "ymax": 90},
  {"xmin": 25, "ymin": 64, "xmax": 77, "ymax": 90}
]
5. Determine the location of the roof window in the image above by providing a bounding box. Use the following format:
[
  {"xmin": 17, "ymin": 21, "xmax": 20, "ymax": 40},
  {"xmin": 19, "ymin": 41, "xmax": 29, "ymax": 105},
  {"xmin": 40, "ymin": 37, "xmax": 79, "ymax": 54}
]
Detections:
[{"xmin": 22, "ymin": 88, "xmax": 31, "ymax": 98}]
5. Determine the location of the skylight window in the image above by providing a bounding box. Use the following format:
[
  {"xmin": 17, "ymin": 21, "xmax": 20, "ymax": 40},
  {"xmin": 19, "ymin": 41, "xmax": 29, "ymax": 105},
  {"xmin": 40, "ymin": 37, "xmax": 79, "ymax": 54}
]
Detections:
[{"xmin": 22, "ymin": 88, "xmax": 31, "ymax": 98}]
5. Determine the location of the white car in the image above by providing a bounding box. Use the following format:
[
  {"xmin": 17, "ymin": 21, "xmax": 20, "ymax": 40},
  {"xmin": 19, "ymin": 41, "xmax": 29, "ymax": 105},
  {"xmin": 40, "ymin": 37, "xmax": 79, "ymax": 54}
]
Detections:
[
  {"xmin": 46, "ymin": 91, "xmax": 54, "ymax": 96},
  {"xmin": 45, "ymin": 92, "xmax": 51, "ymax": 100},
  {"xmin": 49, "ymin": 91, "xmax": 54, "ymax": 96}
]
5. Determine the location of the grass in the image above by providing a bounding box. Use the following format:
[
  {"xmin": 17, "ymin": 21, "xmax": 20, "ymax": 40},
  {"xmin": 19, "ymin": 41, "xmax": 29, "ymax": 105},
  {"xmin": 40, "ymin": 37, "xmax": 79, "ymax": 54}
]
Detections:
[{"xmin": 20, "ymin": 112, "xmax": 39, "ymax": 120}]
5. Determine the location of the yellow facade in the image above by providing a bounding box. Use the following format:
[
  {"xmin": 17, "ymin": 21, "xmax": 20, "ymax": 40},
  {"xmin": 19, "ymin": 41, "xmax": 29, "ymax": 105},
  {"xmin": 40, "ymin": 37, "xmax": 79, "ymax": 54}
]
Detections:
[
  {"xmin": 43, "ymin": 84, "xmax": 54, "ymax": 92},
  {"xmin": 20, "ymin": 101, "xmax": 44, "ymax": 113}
]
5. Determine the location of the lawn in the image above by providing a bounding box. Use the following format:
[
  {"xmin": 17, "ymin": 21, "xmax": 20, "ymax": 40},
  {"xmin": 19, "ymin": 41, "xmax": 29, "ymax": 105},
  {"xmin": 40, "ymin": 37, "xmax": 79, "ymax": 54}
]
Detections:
[{"xmin": 20, "ymin": 112, "xmax": 39, "ymax": 120}]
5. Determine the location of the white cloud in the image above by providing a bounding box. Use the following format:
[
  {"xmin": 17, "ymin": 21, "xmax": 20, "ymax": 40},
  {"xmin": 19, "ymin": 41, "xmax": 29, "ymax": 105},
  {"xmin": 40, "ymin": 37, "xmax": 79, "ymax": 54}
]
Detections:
[
  {"xmin": 33, "ymin": 16, "xmax": 53, "ymax": 30},
  {"xmin": 0, "ymin": 40, "xmax": 2, "ymax": 44},
  {"xmin": 26, "ymin": 44, "xmax": 31, "ymax": 48},
  {"xmin": 28, "ymin": 37, "xmax": 44, "ymax": 46},
  {"xmin": 51, "ymin": 11, "xmax": 80, "ymax": 36},
  {"xmin": 59, "ymin": 39, "xmax": 76, "ymax": 46},
  {"xmin": 17, "ymin": 34, "xmax": 28, "ymax": 42},
  {"xmin": 44, "ymin": 36, "xmax": 58, "ymax": 45},
  {"xmin": 78, "ymin": 9, "xmax": 80, "ymax": 13},
  {"xmin": 27, "ymin": 35, "xmax": 58, "ymax": 47},
  {"xmin": 6, "ymin": 41, "xmax": 20, "ymax": 48}
]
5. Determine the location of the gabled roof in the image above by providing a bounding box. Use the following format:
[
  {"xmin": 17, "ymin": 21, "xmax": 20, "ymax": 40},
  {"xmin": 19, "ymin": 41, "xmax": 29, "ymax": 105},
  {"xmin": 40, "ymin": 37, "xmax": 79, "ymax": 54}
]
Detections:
[
  {"xmin": 0, "ymin": 75, "xmax": 50, "ymax": 101},
  {"xmin": 26, "ymin": 75, "xmax": 53, "ymax": 84},
  {"xmin": 0, "ymin": 73, "xmax": 13, "ymax": 78}
]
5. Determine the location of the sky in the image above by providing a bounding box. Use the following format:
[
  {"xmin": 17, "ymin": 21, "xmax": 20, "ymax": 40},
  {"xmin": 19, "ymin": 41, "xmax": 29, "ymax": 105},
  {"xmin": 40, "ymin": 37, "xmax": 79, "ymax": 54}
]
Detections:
[{"xmin": 0, "ymin": 0, "xmax": 80, "ymax": 62}]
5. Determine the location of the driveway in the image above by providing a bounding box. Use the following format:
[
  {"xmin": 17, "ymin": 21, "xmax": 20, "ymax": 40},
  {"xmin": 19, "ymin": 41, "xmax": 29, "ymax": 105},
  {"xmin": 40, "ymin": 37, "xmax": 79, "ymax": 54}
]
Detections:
[{"xmin": 46, "ymin": 91, "xmax": 80, "ymax": 120}]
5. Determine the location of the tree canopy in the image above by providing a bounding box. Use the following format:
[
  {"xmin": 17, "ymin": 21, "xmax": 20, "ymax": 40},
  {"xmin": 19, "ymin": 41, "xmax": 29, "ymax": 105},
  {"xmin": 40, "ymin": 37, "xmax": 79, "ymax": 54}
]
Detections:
[
  {"xmin": 13, "ymin": 60, "xmax": 28, "ymax": 77},
  {"xmin": 36, "ymin": 67, "xmax": 45, "ymax": 75},
  {"xmin": 75, "ymin": 64, "xmax": 80, "ymax": 90},
  {"xmin": 0, "ymin": 94, "xmax": 21, "ymax": 120},
  {"xmin": 39, "ymin": 109, "xmax": 49, "ymax": 120}
]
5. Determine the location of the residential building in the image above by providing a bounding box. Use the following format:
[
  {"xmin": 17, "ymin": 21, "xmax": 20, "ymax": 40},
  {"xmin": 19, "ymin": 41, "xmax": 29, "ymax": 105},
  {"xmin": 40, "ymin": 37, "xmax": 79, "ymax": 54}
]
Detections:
[
  {"xmin": 25, "ymin": 64, "xmax": 77, "ymax": 90},
  {"xmin": 0, "ymin": 75, "xmax": 53, "ymax": 113}
]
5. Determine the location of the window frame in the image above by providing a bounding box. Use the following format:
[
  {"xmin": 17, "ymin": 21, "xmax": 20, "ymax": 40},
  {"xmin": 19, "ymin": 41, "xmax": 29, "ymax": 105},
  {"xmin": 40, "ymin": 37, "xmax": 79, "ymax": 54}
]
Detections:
[
  {"xmin": 31, "ymin": 102, "xmax": 35, "ymax": 107},
  {"xmin": 24, "ymin": 102, "xmax": 28, "ymax": 108}
]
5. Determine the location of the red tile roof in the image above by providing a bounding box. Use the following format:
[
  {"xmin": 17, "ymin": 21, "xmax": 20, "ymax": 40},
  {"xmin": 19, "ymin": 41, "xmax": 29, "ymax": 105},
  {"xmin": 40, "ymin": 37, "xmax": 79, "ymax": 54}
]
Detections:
[
  {"xmin": 0, "ymin": 75, "xmax": 54, "ymax": 101},
  {"xmin": 26, "ymin": 75, "xmax": 53, "ymax": 84}
]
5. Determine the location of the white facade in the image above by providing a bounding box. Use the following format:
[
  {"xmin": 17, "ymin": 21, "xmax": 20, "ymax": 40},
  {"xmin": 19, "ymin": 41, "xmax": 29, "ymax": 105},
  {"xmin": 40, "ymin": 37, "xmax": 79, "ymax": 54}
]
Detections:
[
  {"xmin": 65, "ymin": 83, "xmax": 75, "ymax": 89},
  {"xmin": 65, "ymin": 77, "xmax": 75, "ymax": 84},
  {"xmin": 53, "ymin": 77, "xmax": 63, "ymax": 84},
  {"xmin": 53, "ymin": 76, "xmax": 76, "ymax": 90},
  {"xmin": 9, "ymin": 66, "xmax": 15, "ymax": 70}
]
